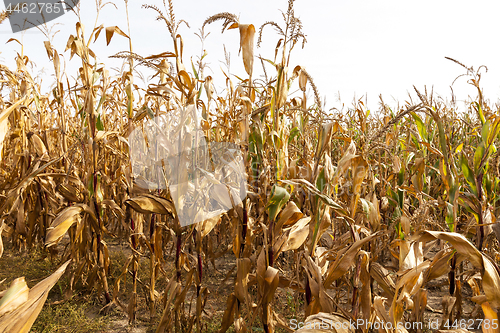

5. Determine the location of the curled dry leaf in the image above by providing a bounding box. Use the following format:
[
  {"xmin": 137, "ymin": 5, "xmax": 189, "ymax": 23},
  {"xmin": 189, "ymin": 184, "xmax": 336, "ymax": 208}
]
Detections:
[
  {"xmin": 280, "ymin": 216, "xmax": 311, "ymax": 252},
  {"xmin": 275, "ymin": 201, "xmax": 303, "ymax": 234},
  {"xmin": 125, "ymin": 194, "xmax": 175, "ymax": 216},
  {"xmin": 45, "ymin": 204, "xmax": 96, "ymax": 247},
  {"xmin": 57, "ymin": 183, "xmax": 84, "ymax": 203}
]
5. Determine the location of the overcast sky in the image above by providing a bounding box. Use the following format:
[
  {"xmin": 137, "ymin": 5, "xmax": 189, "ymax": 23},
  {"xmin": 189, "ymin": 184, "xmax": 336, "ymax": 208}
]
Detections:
[{"xmin": 1, "ymin": 0, "xmax": 500, "ymax": 113}]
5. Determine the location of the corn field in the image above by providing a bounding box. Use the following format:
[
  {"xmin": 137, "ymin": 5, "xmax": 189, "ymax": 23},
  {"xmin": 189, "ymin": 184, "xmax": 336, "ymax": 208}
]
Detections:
[{"xmin": 1, "ymin": 1, "xmax": 500, "ymax": 332}]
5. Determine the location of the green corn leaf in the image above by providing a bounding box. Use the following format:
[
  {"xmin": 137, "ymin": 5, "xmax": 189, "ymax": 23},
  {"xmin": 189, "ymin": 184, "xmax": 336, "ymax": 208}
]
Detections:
[
  {"xmin": 397, "ymin": 188, "xmax": 404, "ymax": 209},
  {"xmin": 461, "ymin": 154, "xmax": 477, "ymax": 196},
  {"xmin": 488, "ymin": 116, "xmax": 500, "ymax": 144},
  {"xmin": 191, "ymin": 59, "xmax": 199, "ymax": 80},
  {"xmin": 475, "ymin": 102, "xmax": 486, "ymax": 125},
  {"xmin": 96, "ymin": 114, "xmax": 104, "ymax": 131},
  {"xmin": 445, "ymin": 202, "xmax": 454, "ymax": 232},
  {"xmin": 481, "ymin": 119, "xmax": 490, "ymax": 144},
  {"xmin": 316, "ymin": 168, "xmax": 327, "ymax": 193},
  {"xmin": 288, "ymin": 127, "xmax": 301, "ymax": 144},
  {"xmin": 474, "ymin": 142, "xmax": 486, "ymax": 172},
  {"xmin": 411, "ymin": 112, "xmax": 428, "ymax": 142},
  {"xmin": 266, "ymin": 185, "xmax": 290, "ymax": 222}
]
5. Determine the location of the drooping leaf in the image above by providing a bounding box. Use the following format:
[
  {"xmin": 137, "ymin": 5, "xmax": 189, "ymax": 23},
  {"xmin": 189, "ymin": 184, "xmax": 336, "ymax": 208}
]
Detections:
[
  {"xmin": 104, "ymin": 26, "xmax": 130, "ymax": 46},
  {"xmin": 416, "ymin": 230, "xmax": 500, "ymax": 309},
  {"xmin": 280, "ymin": 178, "xmax": 350, "ymax": 217},
  {"xmin": 238, "ymin": 24, "xmax": 255, "ymax": 76}
]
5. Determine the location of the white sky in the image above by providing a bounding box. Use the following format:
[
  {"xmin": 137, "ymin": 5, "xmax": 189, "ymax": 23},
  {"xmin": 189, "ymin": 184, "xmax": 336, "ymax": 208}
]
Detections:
[{"xmin": 1, "ymin": 0, "xmax": 500, "ymax": 113}]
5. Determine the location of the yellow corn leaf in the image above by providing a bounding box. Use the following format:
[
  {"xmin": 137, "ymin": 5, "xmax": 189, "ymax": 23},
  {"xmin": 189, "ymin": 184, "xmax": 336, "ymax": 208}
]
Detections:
[
  {"xmin": 0, "ymin": 260, "xmax": 70, "ymax": 333},
  {"xmin": 28, "ymin": 133, "xmax": 47, "ymax": 156},
  {"xmin": 416, "ymin": 230, "xmax": 500, "ymax": 309},
  {"xmin": 0, "ymin": 278, "xmax": 29, "ymax": 317},
  {"xmin": 324, "ymin": 231, "xmax": 382, "ymax": 288},
  {"xmin": 274, "ymin": 201, "xmax": 303, "ymax": 235},
  {"xmin": 370, "ymin": 193, "xmax": 381, "ymax": 231},
  {"xmin": 0, "ymin": 97, "xmax": 27, "ymax": 161},
  {"xmin": 281, "ymin": 216, "xmax": 311, "ymax": 252},
  {"xmin": 332, "ymin": 140, "xmax": 357, "ymax": 186},
  {"xmin": 234, "ymin": 258, "xmax": 251, "ymax": 304},
  {"xmin": 105, "ymin": 26, "xmax": 129, "ymax": 46},
  {"xmin": 351, "ymin": 156, "xmax": 368, "ymax": 217},
  {"xmin": 45, "ymin": 204, "xmax": 95, "ymax": 247},
  {"xmin": 125, "ymin": 195, "xmax": 175, "ymax": 216},
  {"xmin": 177, "ymin": 70, "xmax": 193, "ymax": 91},
  {"xmin": 238, "ymin": 24, "xmax": 255, "ymax": 76},
  {"xmin": 480, "ymin": 302, "xmax": 499, "ymax": 333},
  {"xmin": 57, "ymin": 184, "xmax": 84, "ymax": 203}
]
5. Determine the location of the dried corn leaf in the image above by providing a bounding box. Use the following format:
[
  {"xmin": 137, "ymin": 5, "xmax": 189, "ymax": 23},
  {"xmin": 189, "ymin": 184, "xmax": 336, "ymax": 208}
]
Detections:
[
  {"xmin": 125, "ymin": 195, "xmax": 175, "ymax": 216},
  {"xmin": 331, "ymin": 140, "xmax": 357, "ymax": 186},
  {"xmin": 195, "ymin": 215, "xmax": 220, "ymax": 238},
  {"xmin": 415, "ymin": 230, "xmax": 500, "ymax": 309},
  {"xmin": 0, "ymin": 278, "xmax": 29, "ymax": 317},
  {"xmin": 45, "ymin": 204, "xmax": 95, "ymax": 247},
  {"xmin": 0, "ymin": 223, "xmax": 3, "ymax": 259},
  {"xmin": 281, "ymin": 216, "xmax": 311, "ymax": 252},
  {"xmin": 480, "ymin": 301, "xmax": 499, "ymax": 333},
  {"xmin": 238, "ymin": 24, "xmax": 255, "ymax": 76},
  {"xmin": 0, "ymin": 97, "xmax": 27, "ymax": 161},
  {"xmin": 0, "ymin": 260, "xmax": 70, "ymax": 333},
  {"xmin": 324, "ymin": 231, "xmax": 382, "ymax": 287},
  {"xmin": 274, "ymin": 201, "xmax": 303, "ymax": 234},
  {"xmin": 104, "ymin": 26, "xmax": 129, "ymax": 46}
]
